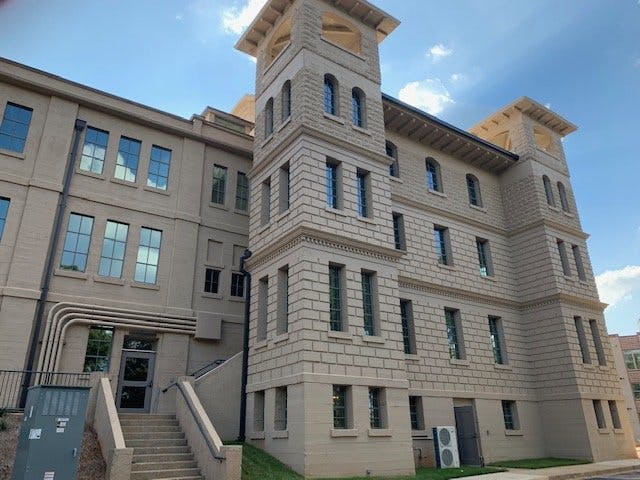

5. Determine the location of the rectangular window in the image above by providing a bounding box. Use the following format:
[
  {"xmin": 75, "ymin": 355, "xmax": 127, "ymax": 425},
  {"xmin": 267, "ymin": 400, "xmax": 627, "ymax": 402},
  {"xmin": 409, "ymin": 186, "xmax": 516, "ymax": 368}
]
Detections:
[
  {"xmin": 80, "ymin": 126, "xmax": 109, "ymax": 174},
  {"xmin": 361, "ymin": 271, "xmax": 377, "ymax": 336},
  {"xmin": 98, "ymin": 220, "xmax": 128, "ymax": 278},
  {"xmin": 277, "ymin": 266, "xmax": 289, "ymax": 335},
  {"xmin": 0, "ymin": 102, "xmax": 32, "ymax": 153},
  {"xmin": 61, "ymin": 213, "xmax": 94, "ymax": 272},
  {"xmin": 326, "ymin": 160, "xmax": 341, "ymax": 209},
  {"xmin": 608, "ymin": 401, "xmax": 622, "ymax": 429},
  {"xmin": 0, "ymin": 197, "xmax": 10, "ymax": 240},
  {"xmin": 115, "ymin": 136, "xmax": 141, "ymax": 182},
  {"xmin": 82, "ymin": 327, "xmax": 114, "ymax": 372},
  {"xmin": 445, "ymin": 308, "xmax": 464, "ymax": 360},
  {"xmin": 593, "ymin": 400, "xmax": 606, "ymax": 429},
  {"xmin": 557, "ymin": 240, "xmax": 571, "ymax": 276},
  {"xmin": 572, "ymin": 245, "xmax": 586, "ymax": 281},
  {"xmin": 274, "ymin": 386, "xmax": 288, "ymax": 431},
  {"xmin": 502, "ymin": 400, "xmax": 519, "ymax": 430},
  {"xmin": 409, "ymin": 396, "xmax": 424, "ymax": 431},
  {"xmin": 279, "ymin": 164, "xmax": 290, "ymax": 213},
  {"xmin": 589, "ymin": 319, "xmax": 606, "ymax": 366},
  {"xmin": 476, "ymin": 238, "xmax": 493, "ymax": 277},
  {"xmin": 329, "ymin": 264, "xmax": 345, "ymax": 331},
  {"xmin": 211, "ymin": 164, "xmax": 227, "ymax": 205},
  {"xmin": 434, "ymin": 226, "xmax": 451, "ymax": 265},
  {"xmin": 257, "ymin": 276, "xmax": 268, "ymax": 342},
  {"xmin": 235, "ymin": 172, "xmax": 249, "ymax": 212},
  {"xmin": 261, "ymin": 178, "xmax": 271, "ymax": 225},
  {"xmin": 254, "ymin": 391, "xmax": 265, "ymax": 432},
  {"xmin": 231, "ymin": 272, "xmax": 245, "ymax": 298},
  {"xmin": 627, "ymin": 351, "xmax": 640, "ymax": 370},
  {"xmin": 400, "ymin": 299, "xmax": 416, "ymax": 355},
  {"xmin": 135, "ymin": 227, "xmax": 162, "ymax": 284},
  {"xmin": 356, "ymin": 170, "xmax": 370, "ymax": 218},
  {"xmin": 368, "ymin": 387, "xmax": 386, "ymax": 429},
  {"xmin": 632, "ymin": 384, "xmax": 640, "ymax": 399},
  {"xmin": 333, "ymin": 385, "xmax": 350, "ymax": 429},
  {"xmin": 392, "ymin": 213, "xmax": 405, "ymax": 250},
  {"xmin": 146, "ymin": 145, "xmax": 171, "ymax": 190},
  {"xmin": 489, "ymin": 316, "xmax": 505, "ymax": 365},
  {"xmin": 574, "ymin": 316, "xmax": 591, "ymax": 364},
  {"xmin": 204, "ymin": 268, "xmax": 221, "ymax": 294}
]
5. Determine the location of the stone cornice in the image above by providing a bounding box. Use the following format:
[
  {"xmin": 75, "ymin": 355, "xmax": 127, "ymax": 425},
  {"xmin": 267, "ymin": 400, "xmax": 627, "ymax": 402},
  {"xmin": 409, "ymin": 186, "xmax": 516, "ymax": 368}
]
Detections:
[{"xmin": 509, "ymin": 217, "xmax": 589, "ymax": 240}]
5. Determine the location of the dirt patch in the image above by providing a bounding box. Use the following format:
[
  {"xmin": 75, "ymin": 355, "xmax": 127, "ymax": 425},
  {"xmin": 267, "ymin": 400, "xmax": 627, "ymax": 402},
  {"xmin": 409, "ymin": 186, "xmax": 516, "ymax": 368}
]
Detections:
[{"xmin": 0, "ymin": 413, "xmax": 105, "ymax": 480}]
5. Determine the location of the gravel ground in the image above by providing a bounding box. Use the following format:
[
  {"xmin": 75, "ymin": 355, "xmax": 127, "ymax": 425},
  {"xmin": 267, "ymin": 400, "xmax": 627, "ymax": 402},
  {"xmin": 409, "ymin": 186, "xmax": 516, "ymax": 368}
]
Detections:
[{"xmin": 0, "ymin": 413, "xmax": 105, "ymax": 480}]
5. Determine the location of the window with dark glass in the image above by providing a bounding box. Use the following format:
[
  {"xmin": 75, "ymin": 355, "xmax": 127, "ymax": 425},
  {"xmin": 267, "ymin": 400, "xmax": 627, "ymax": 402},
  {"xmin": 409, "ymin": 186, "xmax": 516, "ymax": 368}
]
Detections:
[
  {"xmin": 356, "ymin": 170, "xmax": 370, "ymax": 218},
  {"xmin": 333, "ymin": 385, "xmax": 349, "ymax": 429},
  {"xmin": 0, "ymin": 197, "xmax": 10, "ymax": 240},
  {"xmin": 277, "ymin": 266, "xmax": 289, "ymax": 335},
  {"xmin": 543, "ymin": 175, "xmax": 555, "ymax": 207},
  {"xmin": 386, "ymin": 141, "xmax": 399, "ymax": 177},
  {"xmin": 261, "ymin": 178, "xmax": 271, "ymax": 225},
  {"xmin": 115, "ymin": 136, "xmax": 141, "ymax": 182},
  {"xmin": 502, "ymin": 400, "xmax": 519, "ymax": 430},
  {"xmin": 589, "ymin": 319, "xmax": 606, "ymax": 366},
  {"xmin": 400, "ymin": 299, "xmax": 416, "ymax": 354},
  {"xmin": 426, "ymin": 158, "xmax": 442, "ymax": 192},
  {"xmin": 211, "ymin": 164, "xmax": 227, "ymax": 205},
  {"xmin": 61, "ymin": 213, "xmax": 94, "ymax": 272},
  {"xmin": 326, "ymin": 159, "xmax": 340, "ymax": 209},
  {"xmin": 135, "ymin": 227, "xmax": 162, "ymax": 284},
  {"xmin": 393, "ymin": 213, "xmax": 405, "ymax": 250},
  {"xmin": 281, "ymin": 81, "xmax": 291, "ymax": 122},
  {"xmin": 279, "ymin": 163, "xmax": 290, "ymax": 213},
  {"xmin": 593, "ymin": 400, "xmax": 606, "ymax": 429},
  {"xmin": 558, "ymin": 182, "xmax": 570, "ymax": 213},
  {"xmin": 235, "ymin": 172, "xmax": 249, "ymax": 212},
  {"xmin": 80, "ymin": 127, "xmax": 109, "ymax": 174},
  {"xmin": 557, "ymin": 240, "xmax": 571, "ymax": 276},
  {"xmin": 574, "ymin": 316, "xmax": 591, "ymax": 364},
  {"xmin": 0, "ymin": 102, "xmax": 32, "ymax": 153},
  {"xmin": 274, "ymin": 386, "xmax": 288, "ymax": 431},
  {"xmin": 147, "ymin": 145, "xmax": 171, "ymax": 190},
  {"xmin": 324, "ymin": 75, "xmax": 338, "ymax": 115},
  {"xmin": 204, "ymin": 268, "xmax": 220, "ymax": 294},
  {"xmin": 361, "ymin": 271, "xmax": 376, "ymax": 336},
  {"xmin": 265, "ymin": 97, "xmax": 274, "ymax": 137},
  {"xmin": 231, "ymin": 272, "xmax": 245, "ymax": 298},
  {"xmin": 352, "ymin": 88, "xmax": 364, "ymax": 127},
  {"xmin": 329, "ymin": 264, "xmax": 344, "ymax": 331},
  {"xmin": 368, "ymin": 387, "xmax": 385, "ymax": 429},
  {"xmin": 572, "ymin": 245, "xmax": 586, "ymax": 281},
  {"xmin": 489, "ymin": 316, "xmax": 505, "ymax": 365},
  {"xmin": 608, "ymin": 401, "xmax": 621, "ymax": 429},
  {"xmin": 83, "ymin": 327, "xmax": 114, "ymax": 372},
  {"xmin": 257, "ymin": 276, "xmax": 268, "ymax": 341},
  {"xmin": 254, "ymin": 391, "xmax": 265, "ymax": 432},
  {"xmin": 633, "ymin": 383, "xmax": 640, "ymax": 399},
  {"xmin": 434, "ymin": 226, "xmax": 450, "ymax": 265},
  {"xmin": 466, "ymin": 174, "xmax": 481, "ymax": 207},
  {"xmin": 445, "ymin": 308, "xmax": 463, "ymax": 360},
  {"xmin": 625, "ymin": 351, "xmax": 640, "ymax": 370},
  {"xmin": 409, "ymin": 396, "xmax": 424, "ymax": 431},
  {"xmin": 476, "ymin": 238, "xmax": 492, "ymax": 277},
  {"xmin": 98, "ymin": 220, "xmax": 128, "ymax": 278}
]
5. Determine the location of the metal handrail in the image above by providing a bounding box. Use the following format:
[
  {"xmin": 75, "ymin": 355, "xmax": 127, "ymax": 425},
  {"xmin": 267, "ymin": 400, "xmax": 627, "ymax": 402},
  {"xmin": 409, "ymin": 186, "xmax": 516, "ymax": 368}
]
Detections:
[
  {"xmin": 189, "ymin": 359, "xmax": 226, "ymax": 379},
  {"xmin": 0, "ymin": 369, "xmax": 91, "ymax": 409}
]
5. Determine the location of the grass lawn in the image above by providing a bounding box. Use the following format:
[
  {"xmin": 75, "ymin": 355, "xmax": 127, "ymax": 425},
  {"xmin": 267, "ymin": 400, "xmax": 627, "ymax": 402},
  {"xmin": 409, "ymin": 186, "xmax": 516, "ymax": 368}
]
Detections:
[
  {"xmin": 487, "ymin": 458, "xmax": 591, "ymax": 469},
  {"xmin": 234, "ymin": 442, "xmax": 505, "ymax": 480}
]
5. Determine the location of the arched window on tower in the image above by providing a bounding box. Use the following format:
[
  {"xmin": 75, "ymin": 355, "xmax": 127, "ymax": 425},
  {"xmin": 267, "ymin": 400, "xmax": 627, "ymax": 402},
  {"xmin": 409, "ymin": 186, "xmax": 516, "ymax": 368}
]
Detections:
[
  {"xmin": 557, "ymin": 182, "xmax": 570, "ymax": 213},
  {"xmin": 321, "ymin": 12, "xmax": 361, "ymax": 55},
  {"xmin": 426, "ymin": 158, "xmax": 442, "ymax": 192},
  {"xmin": 351, "ymin": 88, "xmax": 365, "ymax": 127},
  {"xmin": 543, "ymin": 175, "xmax": 555, "ymax": 207},
  {"xmin": 281, "ymin": 81, "xmax": 291, "ymax": 122},
  {"xmin": 324, "ymin": 75, "xmax": 338, "ymax": 116},
  {"xmin": 386, "ymin": 141, "xmax": 399, "ymax": 178},
  {"xmin": 265, "ymin": 97, "xmax": 274, "ymax": 137},
  {"xmin": 466, "ymin": 174, "xmax": 482, "ymax": 207}
]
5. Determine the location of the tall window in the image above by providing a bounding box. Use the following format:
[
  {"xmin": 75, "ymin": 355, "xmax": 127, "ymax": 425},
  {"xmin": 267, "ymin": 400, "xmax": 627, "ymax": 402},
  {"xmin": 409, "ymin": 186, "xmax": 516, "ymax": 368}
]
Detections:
[
  {"xmin": 543, "ymin": 175, "xmax": 555, "ymax": 207},
  {"xmin": 261, "ymin": 178, "xmax": 271, "ymax": 225},
  {"xmin": 608, "ymin": 401, "xmax": 622, "ymax": 429},
  {"xmin": 135, "ymin": 228, "xmax": 162, "ymax": 284},
  {"xmin": 61, "ymin": 213, "xmax": 94, "ymax": 272},
  {"xmin": 204, "ymin": 268, "xmax": 220, "ymax": 294},
  {"xmin": 409, "ymin": 396, "xmax": 424, "ymax": 431},
  {"xmin": 386, "ymin": 141, "xmax": 399, "ymax": 177},
  {"xmin": 329, "ymin": 264, "xmax": 344, "ymax": 331},
  {"xmin": 0, "ymin": 197, "xmax": 9, "ymax": 240},
  {"xmin": 426, "ymin": 158, "xmax": 442, "ymax": 192},
  {"xmin": 352, "ymin": 88, "xmax": 365, "ymax": 127},
  {"xmin": 324, "ymin": 75, "xmax": 338, "ymax": 115},
  {"xmin": 445, "ymin": 308, "xmax": 463, "ymax": 360},
  {"xmin": 476, "ymin": 238, "xmax": 492, "ymax": 277},
  {"xmin": 466, "ymin": 174, "xmax": 481, "ymax": 207},
  {"xmin": 98, "ymin": 221, "xmax": 128, "ymax": 278},
  {"xmin": 115, "ymin": 136, "xmax": 141, "ymax": 182},
  {"xmin": 557, "ymin": 182, "xmax": 570, "ymax": 213},
  {"xmin": 400, "ymin": 299, "xmax": 416, "ymax": 355},
  {"xmin": 593, "ymin": 400, "xmax": 606, "ymax": 429},
  {"xmin": 0, "ymin": 102, "xmax": 32, "ymax": 153},
  {"xmin": 333, "ymin": 385, "xmax": 349, "ymax": 429},
  {"xmin": 279, "ymin": 164, "xmax": 290, "ymax": 213},
  {"xmin": 625, "ymin": 351, "xmax": 640, "ymax": 370},
  {"xmin": 257, "ymin": 276, "xmax": 268, "ymax": 342},
  {"xmin": 235, "ymin": 172, "xmax": 249, "ymax": 212},
  {"xmin": 434, "ymin": 226, "xmax": 451, "ymax": 265},
  {"xmin": 589, "ymin": 319, "xmax": 606, "ymax": 366},
  {"xmin": 82, "ymin": 327, "xmax": 114, "ymax": 372},
  {"xmin": 254, "ymin": 391, "xmax": 265, "ymax": 432},
  {"xmin": 356, "ymin": 170, "xmax": 370, "ymax": 218},
  {"xmin": 489, "ymin": 316, "xmax": 505, "ymax": 365},
  {"xmin": 265, "ymin": 97, "xmax": 274, "ymax": 137},
  {"xmin": 277, "ymin": 266, "xmax": 289, "ymax": 334},
  {"xmin": 274, "ymin": 386, "xmax": 288, "ymax": 431},
  {"xmin": 574, "ymin": 316, "xmax": 591, "ymax": 364},
  {"xmin": 557, "ymin": 240, "xmax": 571, "ymax": 276},
  {"xmin": 80, "ymin": 127, "xmax": 109, "ymax": 174},
  {"xmin": 368, "ymin": 387, "xmax": 385, "ymax": 429},
  {"xmin": 502, "ymin": 400, "xmax": 519, "ymax": 430},
  {"xmin": 231, "ymin": 272, "xmax": 245, "ymax": 298},
  {"xmin": 281, "ymin": 81, "xmax": 291, "ymax": 122},
  {"xmin": 361, "ymin": 271, "xmax": 377, "ymax": 336},
  {"xmin": 147, "ymin": 145, "xmax": 171, "ymax": 190},
  {"xmin": 392, "ymin": 213, "xmax": 405, "ymax": 250},
  {"xmin": 211, "ymin": 164, "xmax": 227, "ymax": 205},
  {"xmin": 632, "ymin": 384, "xmax": 640, "ymax": 399},
  {"xmin": 572, "ymin": 245, "xmax": 586, "ymax": 281},
  {"xmin": 326, "ymin": 159, "xmax": 340, "ymax": 209}
]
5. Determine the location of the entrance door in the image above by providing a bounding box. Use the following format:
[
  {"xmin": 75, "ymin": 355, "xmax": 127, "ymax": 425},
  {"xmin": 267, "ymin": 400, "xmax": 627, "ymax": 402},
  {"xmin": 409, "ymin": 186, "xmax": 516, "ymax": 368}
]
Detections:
[
  {"xmin": 116, "ymin": 350, "xmax": 155, "ymax": 412},
  {"xmin": 454, "ymin": 405, "xmax": 482, "ymax": 466}
]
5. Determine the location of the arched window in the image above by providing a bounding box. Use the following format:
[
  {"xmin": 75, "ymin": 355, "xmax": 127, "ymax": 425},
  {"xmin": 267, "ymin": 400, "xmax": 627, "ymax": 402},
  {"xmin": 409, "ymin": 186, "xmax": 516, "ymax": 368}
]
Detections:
[
  {"xmin": 557, "ymin": 182, "xmax": 570, "ymax": 213},
  {"xmin": 466, "ymin": 174, "xmax": 482, "ymax": 207},
  {"xmin": 426, "ymin": 158, "xmax": 442, "ymax": 192},
  {"xmin": 543, "ymin": 175, "xmax": 555, "ymax": 207},
  {"xmin": 281, "ymin": 81, "xmax": 291, "ymax": 122},
  {"xmin": 265, "ymin": 97, "xmax": 274, "ymax": 137},
  {"xmin": 324, "ymin": 75, "xmax": 338, "ymax": 116},
  {"xmin": 266, "ymin": 17, "xmax": 292, "ymax": 64},
  {"xmin": 386, "ymin": 141, "xmax": 399, "ymax": 178},
  {"xmin": 321, "ymin": 12, "xmax": 361, "ymax": 55},
  {"xmin": 351, "ymin": 88, "xmax": 365, "ymax": 127}
]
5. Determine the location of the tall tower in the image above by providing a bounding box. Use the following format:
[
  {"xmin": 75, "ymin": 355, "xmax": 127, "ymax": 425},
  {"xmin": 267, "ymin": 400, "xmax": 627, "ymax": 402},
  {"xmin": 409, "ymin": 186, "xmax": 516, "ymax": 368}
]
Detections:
[{"xmin": 236, "ymin": 0, "xmax": 415, "ymax": 476}]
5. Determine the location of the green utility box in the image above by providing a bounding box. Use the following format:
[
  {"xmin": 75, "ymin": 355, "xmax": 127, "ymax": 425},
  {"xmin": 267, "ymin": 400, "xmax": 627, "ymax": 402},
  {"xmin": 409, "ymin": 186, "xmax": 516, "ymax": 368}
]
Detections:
[{"xmin": 11, "ymin": 385, "xmax": 90, "ymax": 480}]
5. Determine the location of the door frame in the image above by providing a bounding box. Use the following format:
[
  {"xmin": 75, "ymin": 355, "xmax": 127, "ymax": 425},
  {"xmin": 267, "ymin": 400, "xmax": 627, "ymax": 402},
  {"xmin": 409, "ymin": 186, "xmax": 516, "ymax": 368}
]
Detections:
[
  {"xmin": 115, "ymin": 349, "xmax": 156, "ymax": 413},
  {"xmin": 453, "ymin": 401, "xmax": 484, "ymax": 466}
]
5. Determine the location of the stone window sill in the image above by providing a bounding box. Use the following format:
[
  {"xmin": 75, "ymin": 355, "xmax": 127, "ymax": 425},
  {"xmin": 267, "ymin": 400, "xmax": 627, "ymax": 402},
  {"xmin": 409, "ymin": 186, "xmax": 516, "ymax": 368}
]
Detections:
[
  {"xmin": 273, "ymin": 333, "xmax": 289, "ymax": 344},
  {"xmin": 362, "ymin": 335, "xmax": 385, "ymax": 345},
  {"xmin": 368, "ymin": 428, "xmax": 392, "ymax": 437},
  {"xmin": 253, "ymin": 340, "xmax": 268, "ymax": 351},
  {"xmin": 277, "ymin": 117, "xmax": 291, "ymax": 132},
  {"xmin": 75, "ymin": 168, "xmax": 105, "ymax": 180},
  {"xmin": 547, "ymin": 205, "xmax": 561, "ymax": 212},
  {"xmin": 505, "ymin": 429, "xmax": 523, "ymax": 437},
  {"xmin": 450, "ymin": 358, "xmax": 470, "ymax": 367},
  {"xmin": 598, "ymin": 428, "xmax": 610, "ymax": 435},
  {"xmin": 261, "ymin": 134, "xmax": 274, "ymax": 149},
  {"xmin": 272, "ymin": 430, "xmax": 289, "ymax": 439},
  {"xmin": 405, "ymin": 354, "xmax": 420, "ymax": 362},
  {"xmin": 356, "ymin": 215, "xmax": 376, "ymax": 225},
  {"xmin": 323, "ymin": 112, "xmax": 345, "ymax": 125},
  {"xmin": 330, "ymin": 429, "xmax": 358, "ymax": 438},
  {"xmin": 494, "ymin": 363, "xmax": 512, "ymax": 371},
  {"xmin": 563, "ymin": 275, "xmax": 575, "ymax": 282},
  {"xmin": 93, "ymin": 275, "xmax": 125, "ymax": 286},
  {"xmin": 201, "ymin": 292, "xmax": 223, "ymax": 300},
  {"xmin": 143, "ymin": 185, "xmax": 170, "ymax": 196},
  {"xmin": 327, "ymin": 330, "xmax": 353, "ymax": 341},
  {"xmin": 389, "ymin": 175, "xmax": 403, "ymax": 183},
  {"xmin": 54, "ymin": 268, "xmax": 88, "ymax": 280},
  {"xmin": 469, "ymin": 203, "xmax": 487, "ymax": 213},
  {"xmin": 562, "ymin": 211, "xmax": 575, "ymax": 218},
  {"xmin": 257, "ymin": 223, "xmax": 270, "ymax": 235},
  {"xmin": 110, "ymin": 177, "xmax": 138, "ymax": 188},
  {"xmin": 351, "ymin": 124, "xmax": 371, "ymax": 136},
  {"xmin": 209, "ymin": 202, "xmax": 228, "ymax": 211},
  {"xmin": 436, "ymin": 262, "xmax": 455, "ymax": 271},
  {"xmin": 250, "ymin": 431, "xmax": 265, "ymax": 440},
  {"xmin": 480, "ymin": 274, "xmax": 496, "ymax": 282},
  {"xmin": 614, "ymin": 428, "xmax": 625, "ymax": 435},
  {"xmin": 325, "ymin": 206, "xmax": 346, "ymax": 217},
  {"xmin": 229, "ymin": 296, "xmax": 245, "ymax": 303},
  {"xmin": 0, "ymin": 148, "xmax": 26, "ymax": 160},
  {"xmin": 428, "ymin": 188, "xmax": 447, "ymax": 198},
  {"xmin": 234, "ymin": 209, "xmax": 249, "ymax": 217},
  {"xmin": 274, "ymin": 209, "xmax": 290, "ymax": 223},
  {"xmin": 131, "ymin": 282, "xmax": 160, "ymax": 291}
]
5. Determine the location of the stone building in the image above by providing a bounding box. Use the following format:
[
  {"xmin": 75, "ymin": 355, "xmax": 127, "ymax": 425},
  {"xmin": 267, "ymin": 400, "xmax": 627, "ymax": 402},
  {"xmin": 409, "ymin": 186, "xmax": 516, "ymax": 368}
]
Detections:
[
  {"xmin": 0, "ymin": 0, "xmax": 636, "ymax": 477},
  {"xmin": 610, "ymin": 331, "xmax": 640, "ymax": 442}
]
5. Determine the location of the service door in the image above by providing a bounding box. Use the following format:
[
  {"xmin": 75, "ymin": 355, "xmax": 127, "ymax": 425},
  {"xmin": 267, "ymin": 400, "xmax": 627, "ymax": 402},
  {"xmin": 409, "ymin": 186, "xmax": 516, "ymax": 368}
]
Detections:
[
  {"xmin": 454, "ymin": 405, "xmax": 482, "ymax": 466},
  {"xmin": 116, "ymin": 350, "xmax": 155, "ymax": 413}
]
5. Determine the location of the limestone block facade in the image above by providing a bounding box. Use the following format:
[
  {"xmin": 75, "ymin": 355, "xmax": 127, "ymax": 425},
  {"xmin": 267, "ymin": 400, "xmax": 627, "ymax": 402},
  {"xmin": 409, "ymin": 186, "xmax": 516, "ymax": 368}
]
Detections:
[{"xmin": 610, "ymin": 332, "xmax": 640, "ymax": 441}]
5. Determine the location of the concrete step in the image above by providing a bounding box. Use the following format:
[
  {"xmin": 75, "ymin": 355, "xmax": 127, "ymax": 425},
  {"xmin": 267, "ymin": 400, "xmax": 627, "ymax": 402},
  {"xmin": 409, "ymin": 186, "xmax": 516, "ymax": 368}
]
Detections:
[
  {"xmin": 123, "ymin": 425, "xmax": 182, "ymax": 433},
  {"xmin": 146, "ymin": 478, "xmax": 202, "ymax": 480},
  {"xmin": 133, "ymin": 453, "xmax": 194, "ymax": 463},
  {"xmin": 124, "ymin": 431, "xmax": 185, "ymax": 440},
  {"xmin": 131, "ymin": 460, "xmax": 198, "ymax": 471},
  {"xmin": 133, "ymin": 445, "xmax": 191, "ymax": 455},
  {"xmin": 130, "ymin": 468, "xmax": 201, "ymax": 480},
  {"xmin": 127, "ymin": 438, "xmax": 188, "ymax": 448},
  {"xmin": 119, "ymin": 414, "xmax": 176, "ymax": 420},
  {"xmin": 120, "ymin": 418, "xmax": 180, "ymax": 427}
]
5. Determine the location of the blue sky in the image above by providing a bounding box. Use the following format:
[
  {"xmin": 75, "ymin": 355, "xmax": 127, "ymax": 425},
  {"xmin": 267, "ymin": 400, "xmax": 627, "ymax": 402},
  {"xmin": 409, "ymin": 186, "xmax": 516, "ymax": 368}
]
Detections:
[{"xmin": 1, "ymin": 0, "xmax": 639, "ymax": 335}]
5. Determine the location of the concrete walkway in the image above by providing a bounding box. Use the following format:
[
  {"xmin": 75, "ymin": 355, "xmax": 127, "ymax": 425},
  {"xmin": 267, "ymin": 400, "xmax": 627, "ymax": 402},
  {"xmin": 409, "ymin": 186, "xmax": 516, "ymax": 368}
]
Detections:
[{"xmin": 462, "ymin": 459, "xmax": 640, "ymax": 480}]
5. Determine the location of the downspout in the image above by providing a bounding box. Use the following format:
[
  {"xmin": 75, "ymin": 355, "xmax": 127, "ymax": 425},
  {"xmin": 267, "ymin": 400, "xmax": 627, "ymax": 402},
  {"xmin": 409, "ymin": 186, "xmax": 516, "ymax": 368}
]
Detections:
[
  {"xmin": 237, "ymin": 248, "xmax": 252, "ymax": 442},
  {"xmin": 20, "ymin": 118, "xmax": 86, "ymax": 407}
]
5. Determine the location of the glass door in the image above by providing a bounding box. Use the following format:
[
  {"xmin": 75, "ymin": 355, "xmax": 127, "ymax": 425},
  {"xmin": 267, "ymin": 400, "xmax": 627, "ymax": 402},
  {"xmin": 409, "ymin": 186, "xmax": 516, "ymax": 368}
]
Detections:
[{"xmin": 116, "ymin": 350, "xmax": 155, "ymax": 413}]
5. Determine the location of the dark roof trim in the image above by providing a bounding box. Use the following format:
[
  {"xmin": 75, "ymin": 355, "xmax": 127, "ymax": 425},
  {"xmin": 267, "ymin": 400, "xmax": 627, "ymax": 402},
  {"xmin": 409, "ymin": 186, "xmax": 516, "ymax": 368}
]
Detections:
[{"xmin": 381, "ymin": 93, "xmax": 519, "ymax": 162}]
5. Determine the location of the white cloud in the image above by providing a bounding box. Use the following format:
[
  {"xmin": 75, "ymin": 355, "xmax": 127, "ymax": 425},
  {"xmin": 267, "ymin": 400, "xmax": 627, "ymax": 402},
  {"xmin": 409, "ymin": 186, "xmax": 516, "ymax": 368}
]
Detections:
[
  {"xmin": 544, "ymin": 102, "xmax": 552, "ymax": 109},
  {"xmin": 427, "ymin": 43, "xmax": 453, "ymax": 61},
  {"xmin": 221, "ymin": 0, "xmax": 267, "ymax": 35},
  {"xmin": 398, "ymin": 79, "xmax": 454, "ymax": 116},
  {"xmin": 175, "ymin": 14, "xmax": 183, "ymax": 21},
  {"xmin": 595, "ymin": 265, "xmax": 640, "ymax": 308},
  {"xmin": 450, "ymin": 73, "xmax": 463, "ymax": 82}
]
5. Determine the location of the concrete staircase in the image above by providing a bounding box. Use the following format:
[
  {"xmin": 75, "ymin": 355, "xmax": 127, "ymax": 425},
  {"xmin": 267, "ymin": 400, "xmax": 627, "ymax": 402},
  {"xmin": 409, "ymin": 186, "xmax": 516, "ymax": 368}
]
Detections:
[{"xmin": 119, "ymin": 414, "xmax": 203, "ymax": 480}]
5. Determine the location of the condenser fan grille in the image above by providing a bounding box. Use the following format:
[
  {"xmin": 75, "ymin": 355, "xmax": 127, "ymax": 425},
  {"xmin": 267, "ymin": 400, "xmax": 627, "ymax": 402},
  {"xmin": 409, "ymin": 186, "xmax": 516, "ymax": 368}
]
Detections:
[{"xmin": 438, "ymin": 428, "xmax": 451, "ymax": 445}]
